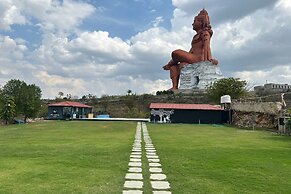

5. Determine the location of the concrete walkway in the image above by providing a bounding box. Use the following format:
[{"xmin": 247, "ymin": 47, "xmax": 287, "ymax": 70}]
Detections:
[{"xmin": 123, "ymin": 122, "xmax": 171, "ymax": 194}]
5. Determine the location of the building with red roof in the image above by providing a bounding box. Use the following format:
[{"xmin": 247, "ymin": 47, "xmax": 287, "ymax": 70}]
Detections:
[
  {"xmin": 149, "ymin": 103, "xmax": 229, "ymax": 124},
  {"xmin": 48, "ymin": 101, "xmax": 92, "ymax": 120}
]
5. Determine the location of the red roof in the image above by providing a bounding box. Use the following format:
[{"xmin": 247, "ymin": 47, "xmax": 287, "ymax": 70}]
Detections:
[
  {"xmin": 149, "ymin": 103, "xmax": 222, "ymax": 110},
  {"xmin": 48, "ymin": 101, "xmax": 92, "ymax": 108}
]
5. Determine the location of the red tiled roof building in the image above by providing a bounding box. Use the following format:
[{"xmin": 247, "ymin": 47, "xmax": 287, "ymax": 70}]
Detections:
[{"xmin": 48, "ymin": 101, "xmax": 92, "ymax": 120}]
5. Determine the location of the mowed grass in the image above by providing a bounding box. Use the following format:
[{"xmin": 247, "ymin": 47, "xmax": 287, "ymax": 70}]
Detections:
[
  {"xmin": 147, "ymin": 124, "xmax": 291, "ymax": 194},
  {"xmin": 2, "ymin": 121, "xmax": 291, "ymax": 193},
  {"xmin": 0, "ymin": 121, "xmax": 136, "ymax": 193}
]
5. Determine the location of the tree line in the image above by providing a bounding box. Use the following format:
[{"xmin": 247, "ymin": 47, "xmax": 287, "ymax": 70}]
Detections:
[{"xmin": 0, "ymin": 79, "xmax": 42, "ymax": 124}]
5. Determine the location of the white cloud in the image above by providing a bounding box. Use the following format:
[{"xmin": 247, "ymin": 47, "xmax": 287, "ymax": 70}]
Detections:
[
  {"xmin": 0, "ymin": 0, "xmax": 95, "ymax": 32},
  {"xmin": 151, "ymin": 16, "xmax": 164, "ymax": 27},
  {"xmin": 34, "ymin": 71, "xmax": 87, "ymax": 97},
  {"xmin": 233, "ymin": 65, "xmax": 291, "ymax": 87},
  {"xmin": 0, "ymin": 0, "xmax": 27, "ymax": 30}
]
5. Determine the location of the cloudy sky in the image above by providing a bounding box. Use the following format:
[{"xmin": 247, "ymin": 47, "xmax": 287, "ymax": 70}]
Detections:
[{"xmin": 1, "ymin": 0, "xmax": 291, "ymax": 98}]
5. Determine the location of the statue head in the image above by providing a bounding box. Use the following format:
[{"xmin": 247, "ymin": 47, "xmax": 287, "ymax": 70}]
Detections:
[{"xmin": 193, "ymin": 9, "xmax": 211, "ymax": 32}]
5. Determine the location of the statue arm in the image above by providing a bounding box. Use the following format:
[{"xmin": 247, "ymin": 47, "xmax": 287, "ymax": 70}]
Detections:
[{"xmin": 201, "ymin": 30, "xmax": 212, "ymax": 61}]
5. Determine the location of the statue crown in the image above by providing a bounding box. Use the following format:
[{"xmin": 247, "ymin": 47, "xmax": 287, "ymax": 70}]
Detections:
[
  {"xmin": 196, "ymin": 8, "xmax": 210, "ymax": 27},
  {"xmin": 199, "ymin": 9, "xmax": 208, "ymax": 16}
]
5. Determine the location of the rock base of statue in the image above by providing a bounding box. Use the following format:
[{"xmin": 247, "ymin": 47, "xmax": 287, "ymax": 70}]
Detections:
[{"xmin": 179, "ymin": 61, "xmax": 223, "ymax": 89}]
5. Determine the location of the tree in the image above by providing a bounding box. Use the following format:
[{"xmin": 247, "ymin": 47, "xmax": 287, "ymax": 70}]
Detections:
[
  {"xmin": 58, "ymin": 92, "xmax": 64, "ymax": 98},
  {"xmin": 0, "ymin": 97, "xmax": 16, "ymax": 124},
  {"xmin": 127, "ymin": 90, "xmax": 132, "ymax": 95},
  {"xmin": 100, "ymin": 95, "xmax": 109, "ymax": 113},
  {"xmin": 2, "ymin": 79, "xmax": 24, "ymax": 115},
  {"xmin": 206, "ymin": 78, "xmax": 247, "ymax": 103},
  {"xmin": 1, "ymin": 79, "xmax": 42, "ymax": 122},
  {"xmin": 21, "ymin": 84, "xmax": 42, "ymax": 122}
]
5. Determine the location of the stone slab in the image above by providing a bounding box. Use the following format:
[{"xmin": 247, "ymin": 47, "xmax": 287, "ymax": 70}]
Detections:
[
  {"xmin": 130, "ymin": 158, "xmax": 141, "ymax": 162},
  {"xmin": 151, "ymin": 181, "xmax": 170, "ymax": 190},
  {"xmin": 146, "ymin": 149, "xmax": 156, "ymax": 152},
  {"xmin": 125, "ymin": 173, "xmax": 143, "ymax": 180},
  {"xmin": 128, "ymin": 167, "xmax": 142, "ymax": 173},
  {"xmin": 150, "ymin": 174, "xmax": 167, "ymax": 180},
  {"xmin": 123, "ymin": 190, "xmax": 143, "ymax": 194},
  {"xmin": 149, "ymin": 163, "xmax": 161, "ymax": 167},
  {"xmin": 148, "ymin": 158, "xmax": 160, "ymax": 163},
  {"xmin": 131, "ymin": 152, "xmax": 142, "ymax": 155},
  {"xmin": 147, "ymin": 155, "xmax": 159, "ymax": 159},
  {"xmin": 124, "ymin": 181, "xmax": 143, "ymax": 189},
  {"xmin": 149, "ymin": 168, "xmax": 163, "ymax": 173},
  {"xmin": 128, "ymin": 162, "xmax": 142, "ymax": 167},
  {"xmin": 146, "ymin": 150, "xmax": 156, "ymax": 153},
  {"xmin": 152, "ymin": 191, "xmax": 171, "ymax": 194},
  {"xmin": 147, "ymin": 152, "xmax": 156, "ymax": 155},
  {"xmin": 130, "ymin": 155, "xmax": 141, "ymax": 158}
]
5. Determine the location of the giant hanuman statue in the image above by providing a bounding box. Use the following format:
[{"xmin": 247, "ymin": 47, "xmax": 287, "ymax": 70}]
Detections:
[{"xmin": 163, "ymin": 9, "xmax": 222, "ymax": 90}]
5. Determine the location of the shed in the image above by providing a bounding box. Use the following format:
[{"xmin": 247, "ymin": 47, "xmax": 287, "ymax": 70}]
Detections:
[
  {"xmin": 48, "ymin": 101, "xmax": 92, "ymax": 120},
  {"xmin": 149, "ymin": 103, "xmax": 229, "ymax": 124}
]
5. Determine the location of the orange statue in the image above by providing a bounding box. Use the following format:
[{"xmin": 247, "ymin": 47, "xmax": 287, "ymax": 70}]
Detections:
[{"xmin": 163, "ymin": 9, "xmax": 218, "ymax": 90}]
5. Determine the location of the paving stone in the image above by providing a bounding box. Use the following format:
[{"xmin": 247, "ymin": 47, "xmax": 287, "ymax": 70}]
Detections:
[
  {"xmin": 146, "ymin": 150, "xmax": 156, "ymax": 153},
  {"xmin": 147, "ymin": 152, "xmax": 157, "ymax": 155},
  {"xmin": 128, "ymin": 167, "xmax": 142, "ymax": 173},
  {"xmin": 149, "ymin": 167, "xmax": 163, "ymax": 173},
  {"xmin": 130, "ymin": 158, "xmax": 141, "ymax": 162},
  {"xmin": 129, "ymin": 162, "xmax": 142, "ymax": 167},
  {"xmin": 131, "ymin": 152, "xmax": 142, "ymax": 155},
  {"xmin": 125, "ymin": 173, "xmax": 143, "ymax": 180},
  {"xmin": 147, "ymin": 155, "xmax": 159, "ymax": 159},
  {"xmin": 152, "ymin": 191, "xmax": 171, "ymax": 194},
  {"xmin": 130, "ymin": 155, "xmax": 141, "ymax": 158},
  {"xmin": 151, "ymin": 181, "xmax": 170, "ymax": 190},
  {"xmin": 148, "ymin": 158, "xmax": 160, "ymax": 162},
  {"xmin": 123, "ymin": 190, "xmax": 143, "ymax": 194},
  {"xmin": 149, "ymin": 163, "xmax": 161, "ymax": 167},
  {"xmin": 132, "ymin": 149, "xmax": 142, "ymax": 152},
  {"xmin": 124, "ymin": 181, "xmax": 143, "ymax": 189},
  {"xmin": 150, "ymin": 173, "xmax": 167, "ymax": 180},
  {"xmin": 145, "ymin": 148, "xmax": 156, "ymax": 150}
]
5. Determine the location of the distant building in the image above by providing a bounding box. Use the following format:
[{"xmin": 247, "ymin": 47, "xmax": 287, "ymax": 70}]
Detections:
[
  {"xmin": 149, "ymin": 103, "xmax": 230, "ymax": 124},
  {"xmin": 254, "ymin": 83, "xmax": 291, "ymax": 95},
  {"xmin": 48, "ymin": 101, "xmax": 92, "ymax": 120}
]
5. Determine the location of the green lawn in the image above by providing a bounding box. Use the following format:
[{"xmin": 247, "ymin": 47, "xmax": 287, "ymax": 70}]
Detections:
[
  {"xmin": 147, "ymin": 124, "xmax": 291, "ymax": 194},
  {"xmin": 0, "ymin": 121, "xmax": 136, "ymax": 193},
  {"xmin": 1, "ymin": 121, "xmax": 291, "ymax": 193}
]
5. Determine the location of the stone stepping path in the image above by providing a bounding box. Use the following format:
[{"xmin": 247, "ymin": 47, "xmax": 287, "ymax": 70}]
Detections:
[{"xmin": 123, "ymin": 122, "xmax": 171, "ymax": 193}]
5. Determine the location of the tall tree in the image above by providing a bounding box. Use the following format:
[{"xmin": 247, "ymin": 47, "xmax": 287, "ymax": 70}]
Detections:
[
  {"xmin": 2, "ymin": 79, "xmax": 24, "ymax": 115},
  {"xmin": 21, "ymin": 84, "xmax": 42, "ymax": 122},
  {"xmin": 207, "ymin": 78, "xmax": 247, "ymax": 103},
  {"xmin": 1, "ymin": 79, "xmax": 42, "ymax": 122},
  {"xmin": 0, "ymin": 97, "xmax": 16, "ymax": 124}
]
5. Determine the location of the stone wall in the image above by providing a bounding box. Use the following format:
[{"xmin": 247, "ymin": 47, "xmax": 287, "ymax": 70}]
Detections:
[
  {"xmin": 232, "ymin": 111, "xmax": 277, "ymax": 129},
  {"xmin": 231, "ymin": 102, "xmax": 283, "ymax": 129},
  {"xmin": 232, "ymin": 102, "xmax": 283, "ymax": 115}
]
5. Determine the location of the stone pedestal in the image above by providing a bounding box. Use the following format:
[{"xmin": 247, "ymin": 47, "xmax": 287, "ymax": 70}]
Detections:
[{"xmin": 179, "ymin": 61, "xmax": 223, "ymax": 89}]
